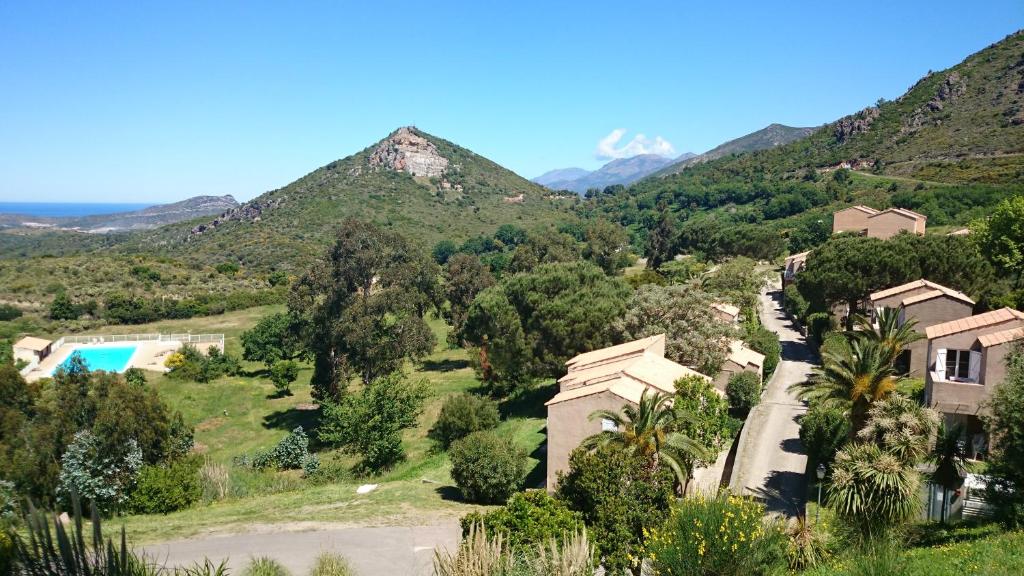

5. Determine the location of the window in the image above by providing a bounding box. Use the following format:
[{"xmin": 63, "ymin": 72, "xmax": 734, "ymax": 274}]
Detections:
[
  {"xmin": 601, "ymin": 418, "xmax": 618, "ymax": 432},
  {"xmin": 945, "ymin": 349, "xmax": 971, "ymax": 380}
]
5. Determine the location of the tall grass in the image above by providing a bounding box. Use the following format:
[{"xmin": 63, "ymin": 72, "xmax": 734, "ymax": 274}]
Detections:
[
  {"xmin": 242, "ymin": 557, "xmax": 290, "ymax": 576},
  {"xmin": 308, "ymin": 553, "xmax": 355, "ymax": 576},
  {"xmin": 434, "ymin": 524, "xmax": 593, "ymax": 576}
]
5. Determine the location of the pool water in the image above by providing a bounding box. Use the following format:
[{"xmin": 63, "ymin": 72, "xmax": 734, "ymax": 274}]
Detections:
[{"xmin": 52, "ymin": 346, "xmax": 138, "ymax": 374}]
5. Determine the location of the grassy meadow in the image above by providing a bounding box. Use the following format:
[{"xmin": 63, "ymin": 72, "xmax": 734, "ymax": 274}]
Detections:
[{"xmin": 62, "ymin": 306, "xmax": 549, "ymax": 543}]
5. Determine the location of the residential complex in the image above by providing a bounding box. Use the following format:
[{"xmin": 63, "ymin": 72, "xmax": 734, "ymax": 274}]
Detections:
[
  {"xmin": 832, "ymin": 205, "xmax": 927, "ymax": 239},
  {"xmin": 544, "ymin": 334, "xmax": 715, "ymax": 488}
]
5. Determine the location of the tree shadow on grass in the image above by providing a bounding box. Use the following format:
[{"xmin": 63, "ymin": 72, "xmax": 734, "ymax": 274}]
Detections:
[
  {"xmin": 262, "ymin": 406, "xmax": 321, "ymax": 433},
  {"xmin": 421, "ymin": 358, "xmax": 470, "ymax": 373},
  {"xmin": 524, "ymin": 438, "xmax": 547, "ymax": 489},
  {"xmin": 265, "ymin": 388, "xmax": 294, "ymax": 400},
  {"xmin": 435, "ymin": 485, "xmax": 464, "ymax": 503},
  {"xmin": 499, "ymin": 383, "xmax": 557, "ymax": 420}
]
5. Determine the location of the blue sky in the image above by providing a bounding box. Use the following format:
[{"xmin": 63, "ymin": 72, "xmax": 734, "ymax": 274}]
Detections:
[{"xmin": 1, "ymin": 1, "xmax": 1021, "ymax": 203}]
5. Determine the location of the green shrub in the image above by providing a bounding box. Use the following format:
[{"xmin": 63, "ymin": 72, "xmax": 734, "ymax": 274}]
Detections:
[
  {"xmin": 127, "ymin": 458, "xmax": 202, "ymax": 515},
  {"xmin": 743, "ymin": 324, "xmax": 781, "ymax": 378},
  {"xmin": 460, "ymin": 491, "xmax": 584, "ymax": 549},
  {"xmin": 783, "ymin": 284, "xmax": 808, "ymax": 320},
  {"xmin": 0, "ymin": 480, "xmax": 16, "ymax": 522},
  {"xmin": 244, "ymin": 557, "xmax": 290, "ymax": 576},
  {"xmin": 429, "ymin": 393, "xmax": 500, "ymax": 448},
  {"xmin": 309, "ymin": 553, "xmax": 355, "ymax": 576},
  {"xmin": 800, "ymin": 402, "xmax": 851, "ymax": 470},
  {"xmin": 449, "ymin": 430, "xmax": 527, "ymax": 504},
  {"xmin": 0, "ymin": 304, "xmax": 22, "ymax": 321},
  {"xmin": 167, "ymin": 344, "xmax": 241, "ymax": 383},
  {"xmin": 252, "ymin": 426, "xmax": 319, "ymax": 476},
  {"xmin": 318, "ymin": 373, "xmax": 428, "ymax": 473},
  {"xmin": 556, "ymin": 445, "xmax": 674, "ymax": 574},
  {"xmin": 0, "ymin": 529, "xmax": 12, "ymax": 576},
  {"xmin": 645, "ymin": 492, "xmax": 786, "ymax": 576},
  {"xmin": 270, "ymin": 360, "xmax": 300, "ymax": 395},
  {"xmin": 726, "ymin": 371, "xmax": 762, "ymax": 413},
  {"xmin": 806, "ymin": 312, "xmax": 834, "ymax": 346}
]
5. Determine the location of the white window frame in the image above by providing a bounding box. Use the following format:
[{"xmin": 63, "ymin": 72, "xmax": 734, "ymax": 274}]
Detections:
[{"xmin": 944, "ymin": 349, "xmax": 979, "ymax": 382}]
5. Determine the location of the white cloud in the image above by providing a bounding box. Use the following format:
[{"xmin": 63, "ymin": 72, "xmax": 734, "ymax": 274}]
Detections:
[{"xmin": 595, "ymin": 129, "xmax": 676, "ymax": 160}]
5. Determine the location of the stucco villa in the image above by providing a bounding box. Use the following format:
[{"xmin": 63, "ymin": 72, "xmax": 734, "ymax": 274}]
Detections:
[
  {"xmin": 923, "ymin": 307, "xmax": 1024, "ymax": 458},
  {"xmin": 869, "ymin": 279, "xmax": 975, "ymax": 377},
  {"xmin": 544, "ymin": 334, "xmax": 714, "ymax": 489},
  {"xmin": 712, "ymin": 302, "xmax": 741, "ymax": 325},
  {"xmin": 782, "ymin": 251, "xmax": 810, "ymax": 288},
  {"xmin": 712, "ymin": 339, "xmax": 765, "ymax": 392},
  {"xmin": 867, "ymin": 207, "xmax": 927, "ymax": 239},
  {"xmin": 832, "ymin": 205, "xmax": 880, "ymax": 235},
  {"xmin": 832, "ymin": 205, "xmax": 927, "ymax": 239}
]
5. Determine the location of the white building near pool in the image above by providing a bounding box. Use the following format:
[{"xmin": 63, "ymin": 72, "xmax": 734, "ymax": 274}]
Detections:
[{"xmin": 20, "ymin": 333, "xmax": 225, "ymax": 382}]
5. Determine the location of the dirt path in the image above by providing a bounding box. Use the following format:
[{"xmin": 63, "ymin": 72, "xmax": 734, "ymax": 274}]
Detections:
[{"xmin": 729, "ymin": 281, "xmax": 813, "ymax": 516}]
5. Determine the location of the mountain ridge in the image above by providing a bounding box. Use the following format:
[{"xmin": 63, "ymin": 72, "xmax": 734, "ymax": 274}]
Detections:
[
  {"xmin": 128, "ymin": 127, "xmax": 577, "ymax": 269},
  {"xmin": 652, "ymin": 123, "xmax": 816, "ymax": 177}
]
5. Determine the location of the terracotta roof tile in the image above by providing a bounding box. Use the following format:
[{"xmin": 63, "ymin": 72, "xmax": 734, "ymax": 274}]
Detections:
[
  {"xmin": 979, "ymin": 327, "xmax": 1024, "ymax": 348},
  {"xmin": 565, "ymin": 334, "xmax": 663, "ymax": 369},
  {"xmin": 925, "ymin": 308, "xmax": 1024, "ymax": 339},
  {"xmin": 871, "ymin": 279, "xmax": 974, "ymax": 305}
]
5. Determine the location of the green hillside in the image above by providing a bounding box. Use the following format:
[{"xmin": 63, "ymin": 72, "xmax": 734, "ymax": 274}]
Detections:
[
  {"xmin": 590, "ymin": 31, "xmax": 1024, "ymax": 258},
  {"xmin": 124, "ymin": 127, "xmax": 578, "ymax": 270}
]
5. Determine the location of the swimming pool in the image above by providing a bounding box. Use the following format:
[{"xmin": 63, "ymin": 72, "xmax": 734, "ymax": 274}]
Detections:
[{"xmin": 52, "ymin": 345, "xmax": 138, "ymax": 374}]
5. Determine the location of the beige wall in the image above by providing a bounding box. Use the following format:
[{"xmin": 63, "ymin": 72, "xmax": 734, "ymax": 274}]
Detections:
[
  {"xmin": 866, "ymin": 213, "xmax": 919, "ymax": 239},
  {"xmin": 546, "ymin": 391, "xmax": 634, "ymax": 490},
  {"xmin": 13, "ymin": 347, "xmax": 39, "ymax": 366},
  {"xmin": 833, "ymin": 208, "xmax": 872, "ymax": 234},
  {"xmin": 712, "ymin": 360, "xmax": 761, "ymax": 393},
  {"xmin": 901, "ymin": 297, "xmax": 974, "ymax": 377}
]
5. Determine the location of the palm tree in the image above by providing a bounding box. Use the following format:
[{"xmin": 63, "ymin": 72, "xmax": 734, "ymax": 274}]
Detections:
[
  {"xmin": 851, "ymin": 307, "xmax": 923, "ymax": 369},
  {"xmin": 582, "ymin": 389, "xmax": 710, "ymax": 488},
  {"xmin": 790, "ymin": 339, "xmax": 902, "ymax": 434},
  {"xmin": 858, "ymin": 394, "xmax": 939, "ymax": 465},
  {"xmin": 930, "ymin": 423, "xmax": 969, "ymax": 523},
  {"xmin": 828, "ymin": 442, "xmax": 921, "ymax": 544}
]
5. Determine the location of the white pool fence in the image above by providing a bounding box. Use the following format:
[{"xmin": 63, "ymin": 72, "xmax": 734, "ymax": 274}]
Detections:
[{"xmin": 53, "ymin": 333, "xmax": 225, "ymax": 351}]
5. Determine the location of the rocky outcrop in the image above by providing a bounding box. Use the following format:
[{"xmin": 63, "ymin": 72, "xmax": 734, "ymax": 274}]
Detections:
[
  {"xmin": 904, "ymin": 72, "xmax": 968, "ymax": 132},
  {"xmin": 189, "ymin": 196, "xmax": 285, "ymax": 237},
  {"xmin": 368, "ymin": 127, "xmax": 449, "ymax": 177},
  {"xmin": 834, "ymin": 107, "xmax": 880, "ymax": 143}
]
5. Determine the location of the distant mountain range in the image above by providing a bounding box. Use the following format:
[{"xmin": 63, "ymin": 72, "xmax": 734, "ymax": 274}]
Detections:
[
  {"xmin": 532, "ymin": 152, "xmax": 696, "ymax": 194},
  {"xmin": 533, "ymin": 123, "xmax": 816, "ymax": 194},
  {"xmin": 652, "ymin": 123, "xmax": 816, "ymax": 176},
  {"xmin": 0, "ymin": 195, "xmax": 239, "ymax": 232}
]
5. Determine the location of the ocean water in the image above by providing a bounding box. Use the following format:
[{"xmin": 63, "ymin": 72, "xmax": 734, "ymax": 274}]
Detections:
[{"xmin": 0, "ymin": 202, "xmax": 152, "ymax": 218}]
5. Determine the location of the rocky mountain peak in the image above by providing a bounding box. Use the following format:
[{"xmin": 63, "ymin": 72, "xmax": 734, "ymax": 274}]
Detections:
[{"xmin": 368, "ymin": 126, "xmax": 449, "ymax": 177}]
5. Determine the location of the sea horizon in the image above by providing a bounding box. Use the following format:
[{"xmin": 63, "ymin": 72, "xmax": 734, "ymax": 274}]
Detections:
[{"xmin": 0, "ymin": 201, "xmax": 153, "ymax": 218}]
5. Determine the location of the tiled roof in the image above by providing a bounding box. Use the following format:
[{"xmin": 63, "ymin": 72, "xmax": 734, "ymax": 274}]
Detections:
[
  {"xmin": 548, "ymin": 337, "xmax": 714, "ymax": 406},
  {"xmin": 925, "ymin": 308, "xmax": 1024, "ymax": 339},
  {"xmin": 565, "ymin": 334, "xmax": 663, "ymax": 370},
  {"xmin": 837, "ymin": 205, "xmax": 880, "ymax": 216},
  {"xmin": 870, "ymin": 279, "xmax": 974, "ymax": 305},
  {"xmin": 13, "ymin": 336, "xmax": 51, "ymax": 351},
  {"xmin": 979, "ymin": 327, "xmax": 1024, "ymax": 348},
  {"xmin": 728, "ymin": 340, "xmax": 765, "ymax": 369},
  {"xmin": 869, "ymin": 207, "xmax": 927, "ymax": 222},
  {"xmin": 713, "ymin": 302, "xmax": 740, "ymax": 319}
]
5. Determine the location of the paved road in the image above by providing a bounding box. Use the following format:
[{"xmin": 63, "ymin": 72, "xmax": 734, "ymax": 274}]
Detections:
[
  {"xmin": 142, "ymin": 523, "xmax": 461, "ymax": 576},
  {"xmin": 729, "ymin": 282, "xmax": 814, "ymax": 516}
]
